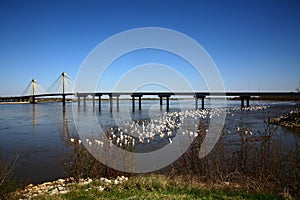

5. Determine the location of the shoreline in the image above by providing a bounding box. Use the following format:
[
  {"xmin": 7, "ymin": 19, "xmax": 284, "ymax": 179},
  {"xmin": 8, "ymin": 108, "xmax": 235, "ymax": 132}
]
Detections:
[
  {"xmin": 0, "ymin": 102, "xmax": 30, "ymax": 104},
  {"xmin": 269, "ymin": 108, "xmax": 300, "ymax": 129}
]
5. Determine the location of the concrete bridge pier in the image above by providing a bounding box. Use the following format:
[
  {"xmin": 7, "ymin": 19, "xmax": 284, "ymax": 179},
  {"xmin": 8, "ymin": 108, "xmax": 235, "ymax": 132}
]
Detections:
[
  {"xmin": 132, "ymin": 96, "xmax": 135, "ymax": 112},
  {"xmin": 30, "ymin": 96, "xmax": 36, "ymax": 104},
  {"xmin": 240, "ymin": 96, "xmax": 250, "ymax": 108},
  {"xmin": 158, "ymin": 94, "xmax": 171, "ymax": 112},
  {"xmin": 159, "ymin": 96, "xmax": 163, "ymax": 110},
  {"xmin": 139, "ymin": 96, "xmax": 142, "ymax": 111},
  {"xmin": 166, "ymin": 95, "xmax": 170, "ymax": 111},
  {"xmin": 116, "ymin": 95, "xmax": 120, "ymax": 112},
  {"xmin": 194, "ymin": 94, "xmax": 206, "ymax": 110},
  {"xmin": 131, "ymin": 94, "xmax": 143, "ymax": 112},
  {"xmin": 109, "ymin": 94, "xmax": 113, "ymax": 112},
  {"xmin": 83, "ymin": 96, "xmax": 87, "ymax": 107},
  {"xmin": 77, "ymin": 94, "xmax": 88, "ymax": 107},
  {"xmin": 97, "ymin": 94, "xmax": 102, "ymax": 111},
  {"xmin": 92, "ymin": 94, "xmax": 95, "ymax": 108},
  {"xmin": 77, "ymin": 96, "xmax": 80, "ymax": 106},
  {"xmin": 108, "ymin": 94, "xmax": 120, "ymax": 112},
  {"xmin": 62, "ymin": 94, "xmax": 66, "ymax": 106}
]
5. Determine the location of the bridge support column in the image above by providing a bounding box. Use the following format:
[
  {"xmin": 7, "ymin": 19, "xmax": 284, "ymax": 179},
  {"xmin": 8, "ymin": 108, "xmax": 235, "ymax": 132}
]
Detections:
[
  {"xmin": 139, "ymin": 96, "xmax": 142, "ymax": 111},
  {"xmin": 83, "ymin": 96, "xmax": 86, "ymax": 107},
  {"xmin": 159, "ymin": 96, "xmax": 163, "ymax": 110},
  {"xmin": 158, "ymin": 94, "xmax": 171, "ymax": 112},
  {"xmin": 109, "ymin": 95, "xmax": 113, "ymax": 112},
  {"xmin": 246, "ymin": 97, "xmax": 250, "ymax": 107},
  {"xmin": 98, "ymin": 95, "xmax": 102, "ymax": 111},
  {"xmin": 92, "ymin": 94, "xmax": 95, "ymax": 108},
  {"xmin": 241, "ymin": 97, "xmax": 244, "ymax": 108},
  {"xmin": 31, "ymin": 96, "xmax": 36, "ymax": 104},
  {"xmin": 240, "ymin": 96, "xmax": 250, "ymax": 108},
  {"xmin": 132, "ymin": 97, "xmax": 135, "ymax": 112},
  {"xmin": 116, "ymin": 95, "xmax": 120, "ymax": 112},
  {"xmin": 131, "ymin": 94, "xmax": 143, "ymax": 112},
  {"xmin": 77, "ymin": 96, "xmax": 80, "ymax": 106},
  {"xmin": 166, "ymin": 96, "xmax": 170, "ymax": 112},
  {"xmin": 194, "ymin": 94, "xmax": 205, "ymax": 110},
  {"xmin": 62, "ymin": 94, "xmax": 66, "ymax": 106}
]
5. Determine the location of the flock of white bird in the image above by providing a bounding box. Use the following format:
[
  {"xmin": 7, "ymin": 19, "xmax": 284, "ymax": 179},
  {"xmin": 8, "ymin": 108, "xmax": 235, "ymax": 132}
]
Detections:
[{"xmin": 69, "ymin": 105, "xmax": 268, "ymax": 151}]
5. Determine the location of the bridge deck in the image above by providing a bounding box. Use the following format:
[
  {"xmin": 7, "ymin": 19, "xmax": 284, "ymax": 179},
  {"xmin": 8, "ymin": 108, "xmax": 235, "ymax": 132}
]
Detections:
[
  {"xmin": 1, "ymin": 91, "xmax": 300, "ymax": 99},
  {"xmin": 1, "ymin": 92, "xmax": 299, "ymax": 110}
]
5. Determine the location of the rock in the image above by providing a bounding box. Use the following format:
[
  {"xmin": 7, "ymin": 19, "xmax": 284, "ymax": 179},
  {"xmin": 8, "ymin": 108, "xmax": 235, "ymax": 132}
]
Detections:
[
  {"xmin": 50, "ymin": 188, "xmax": 59, "ymax": 195},
  {"xmin": 104, "ymin": 178, "xmax": 111, "ymax": 184},
  {"xmin": 57, "ymin": 186, "xmax": 64, "ymax": 191},
  {"xmin": 100, "ymin": 177, "xmax": 105, "ymax": 181},
  {"xmin": 98, "ymin": 186, "xmax": 105, "ymax": 191},
  {"xmin": 83, "ymin": 180, "xmax": 90, "ymax": 185},
  {"xmin": 16, "ymin": 176, "xmax": 128, "ymax": 199},
  {"xmin": 59, "ymin": 190, "xmax": 69, "ymax": 194},
  {"xmin": 57, "ymin": 179, "xmax": 65, "ymax": 184}
]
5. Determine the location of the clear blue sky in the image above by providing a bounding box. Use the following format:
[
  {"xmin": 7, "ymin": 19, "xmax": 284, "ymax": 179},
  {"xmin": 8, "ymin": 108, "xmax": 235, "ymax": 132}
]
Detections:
[{"xmin": 0, "ymin": 0, "xmax": 299, "ymax": 95}]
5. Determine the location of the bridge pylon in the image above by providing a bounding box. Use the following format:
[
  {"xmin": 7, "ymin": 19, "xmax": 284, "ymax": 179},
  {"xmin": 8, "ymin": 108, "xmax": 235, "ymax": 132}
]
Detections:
[
  {"xmin": 31, "ymin": 79, "xmax": 36, "ymax": 103},
  {"xmin": 62, "ymin": 72, "xmax": 66, "ymax": 106}
]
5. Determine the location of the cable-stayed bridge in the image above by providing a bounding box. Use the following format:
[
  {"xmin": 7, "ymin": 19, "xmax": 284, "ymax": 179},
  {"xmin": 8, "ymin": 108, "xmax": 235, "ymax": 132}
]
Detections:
[{"xmin": 0, "ymin": 72, "xmax": 299, "ymax": 112}]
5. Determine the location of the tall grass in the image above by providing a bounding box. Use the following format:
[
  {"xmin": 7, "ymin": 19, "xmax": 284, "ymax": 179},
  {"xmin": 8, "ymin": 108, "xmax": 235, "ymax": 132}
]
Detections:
[
  {"xmin": 171, "ymin": 116, "xmax": 300, "ymax": 198},
  {"xmin": 0, "ymin": 149, "xmax": 19, "ymax": 199}
]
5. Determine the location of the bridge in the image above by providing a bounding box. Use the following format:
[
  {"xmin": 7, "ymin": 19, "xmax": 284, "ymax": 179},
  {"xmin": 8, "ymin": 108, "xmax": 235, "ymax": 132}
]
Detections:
[{"xmin": 0, "ymin": 72, "xmax": 299, "ymax": 112}]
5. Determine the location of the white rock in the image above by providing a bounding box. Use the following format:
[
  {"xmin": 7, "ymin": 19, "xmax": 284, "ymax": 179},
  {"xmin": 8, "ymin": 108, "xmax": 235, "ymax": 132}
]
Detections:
[
  {"xmin": 57, "ymin": 186, "xmax": 64, "ymax": 191},
  {"xmin": 59, "ymin": 190, "xmax": 69, "ymax": 194},
  {"xmin": 98, "ymin": 186, "xmax": 105, "ymax": 191}
]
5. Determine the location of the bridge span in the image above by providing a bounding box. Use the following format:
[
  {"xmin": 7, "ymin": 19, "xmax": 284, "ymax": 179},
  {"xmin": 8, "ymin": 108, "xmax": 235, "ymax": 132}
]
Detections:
[
  {"xmin": 1, "ymin": 72, "xmax": 299, "ymax": 111},
  {"xmin": 1, "ymin": 91, "xmax": 299, "ymax": 112}
]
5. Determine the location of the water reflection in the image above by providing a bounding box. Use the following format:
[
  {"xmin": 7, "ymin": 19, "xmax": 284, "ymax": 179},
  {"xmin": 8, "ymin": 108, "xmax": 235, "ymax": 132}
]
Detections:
[{"xmin": 32, "ymin": 104, "xmax": 36, "ymax": 126}]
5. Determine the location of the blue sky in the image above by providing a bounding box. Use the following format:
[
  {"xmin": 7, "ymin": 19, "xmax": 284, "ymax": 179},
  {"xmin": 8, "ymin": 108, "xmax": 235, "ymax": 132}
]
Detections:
[{"xmin": 0, "ymin": 0, "xmax": 299, "ymax": 95}]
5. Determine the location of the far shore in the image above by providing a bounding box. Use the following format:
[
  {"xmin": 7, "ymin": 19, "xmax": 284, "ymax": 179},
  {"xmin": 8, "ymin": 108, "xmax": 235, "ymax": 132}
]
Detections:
[{"xmin": 0, "ymin": 101, "xmax": 30, "ymax": 104}]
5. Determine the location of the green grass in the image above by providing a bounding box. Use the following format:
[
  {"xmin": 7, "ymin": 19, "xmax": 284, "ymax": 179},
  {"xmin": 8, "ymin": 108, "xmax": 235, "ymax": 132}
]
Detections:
[{"xmin": 32, "ymin": 175, "xmax": 284, "ymax": 200}]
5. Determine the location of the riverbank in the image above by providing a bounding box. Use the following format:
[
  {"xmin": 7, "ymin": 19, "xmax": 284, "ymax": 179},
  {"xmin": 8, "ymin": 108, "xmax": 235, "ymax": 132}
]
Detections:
[
  {"xmin": 269, "ymin": 108, "xmax": 300, "ymax": 129},
  {"xmin": 11, "ymin": 176, "xmax": 128, "ymax": 199},
  {"xmin": 9, "ymin": 175, "xmax": 286, "ymax": 200}
]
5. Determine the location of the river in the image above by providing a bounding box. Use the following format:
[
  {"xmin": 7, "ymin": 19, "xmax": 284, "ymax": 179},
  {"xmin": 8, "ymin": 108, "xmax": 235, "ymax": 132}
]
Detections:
[{"xmin": 0, "ymin": 99, "xmax": 299, "ymax": 184}]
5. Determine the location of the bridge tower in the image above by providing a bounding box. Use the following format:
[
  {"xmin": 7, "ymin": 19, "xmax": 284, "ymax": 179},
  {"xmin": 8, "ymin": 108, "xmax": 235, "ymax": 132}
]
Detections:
[
  {"xmin": 62, "ymin": 72, "xmax": 66, "ymax": 106},
  {"xmin": 31, "ymin": 79, "xmax": 36, "ymax": 103}
]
